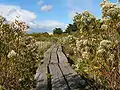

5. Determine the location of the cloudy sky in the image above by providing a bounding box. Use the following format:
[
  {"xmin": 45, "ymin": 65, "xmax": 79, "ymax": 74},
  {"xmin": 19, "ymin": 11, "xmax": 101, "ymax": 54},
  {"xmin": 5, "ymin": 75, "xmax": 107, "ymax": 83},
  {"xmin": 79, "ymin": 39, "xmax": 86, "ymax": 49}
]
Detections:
[{"xmin": 0, "ymin": 0, "xmax": 117, "ymax": 33}]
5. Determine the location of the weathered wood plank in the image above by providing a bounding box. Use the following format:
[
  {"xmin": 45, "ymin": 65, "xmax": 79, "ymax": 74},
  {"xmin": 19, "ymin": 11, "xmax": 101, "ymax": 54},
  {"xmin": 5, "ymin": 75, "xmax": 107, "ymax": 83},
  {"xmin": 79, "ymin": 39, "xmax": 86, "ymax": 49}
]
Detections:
[
  {"xmin": 35, "ymin": 44, "xmax": 86, "ymax": 90},
  {"xmin": 35, "ymin": 63, "xmax": 48, "ymax": 90},
  {"xmin": 49, "ymin": 64, "xmax": 68, "ymax": 90},
  {"xmin": 57, "ymin": 51, "xmax": 68, "ymax": 63},
  {"xmin": 43, "ymin": 46, "xmax": 53, "ymax": 64},
  {"xmin": 57, "ymin": 46, "xmax": 86, "ymax": 89},
  {"xmin": 35, "ymin": 45, "xmax": 52, "ymax": 81},
  {"xmin": 50, "ymin": 46, "xmax": 58, "ymax": 64},
  {"xmin": 35, "ymin": 45, "xmax": 53, "ymax": 90},
  {"xmin": 59, "ymin": 63, "xmax": 86, "ymax": 90},
  {"xmin": 57, "ymin": 45, "xmax": 62, "ymax": 52},
  {"xmin": 57, "ymin": 45, "xmax": 68, "ymax": 63}
]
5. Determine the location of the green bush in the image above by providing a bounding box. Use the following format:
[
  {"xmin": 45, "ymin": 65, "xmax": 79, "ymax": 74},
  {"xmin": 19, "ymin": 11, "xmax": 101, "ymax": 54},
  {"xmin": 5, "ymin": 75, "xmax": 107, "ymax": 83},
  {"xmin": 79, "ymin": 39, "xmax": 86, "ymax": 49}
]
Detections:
[
  {"xmin": 0, "ymin": 16, "xmax": 51, "ymax": 90},
  {"xmin": 61, "ymin": 0, "xmax": 120, "ymax": 89}
]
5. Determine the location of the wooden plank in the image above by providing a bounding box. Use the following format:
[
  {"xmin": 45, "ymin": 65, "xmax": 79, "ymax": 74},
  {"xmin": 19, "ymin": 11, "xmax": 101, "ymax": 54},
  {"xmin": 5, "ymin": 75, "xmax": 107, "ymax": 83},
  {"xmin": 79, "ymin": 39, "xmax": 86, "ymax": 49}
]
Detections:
[
  {"xmin": 57, "ymin": 45, "xmax": 68, "ymax": 63},
  {"xmin": 43, "ymin": 46, "xmax": 53, "ymax": 64},
  {"xmin": 49, "ymin": 64, "xmax": 68, "ymax": 90},
  {"xmin": 59, "ymin": 63, "xmax": 86, "ymax": 90},
  {"xmin": 57, "ymin": 45, "xmax": 62, "ymax": 52},
  {"xmin": 35, "ymin": 63, "xmax": 48, "ymax": 90},
  {"xmin": 35, "ymin": 44, "xmax": 86, "ymax": 90},
  {"xmin": 35, "ymin": 45, "xmax": 53, "ymax": 81},
  {"xmin": 50, "ymin": 47, "xmax": 58, "ymax": 64},
  {"xmin": 57, "ymin": 45, "xmax": 86, "ymax": 89},
  {"xmin": 35, "ymin": 45, "xmax": 53, "ymax": 90},
  {"xmin": 57, "ymin": 51, "xmax": 68, "ymax": 63},
  {"xmin": 35, "ymin": 49, "xmax": 50, "ymax": 82}
]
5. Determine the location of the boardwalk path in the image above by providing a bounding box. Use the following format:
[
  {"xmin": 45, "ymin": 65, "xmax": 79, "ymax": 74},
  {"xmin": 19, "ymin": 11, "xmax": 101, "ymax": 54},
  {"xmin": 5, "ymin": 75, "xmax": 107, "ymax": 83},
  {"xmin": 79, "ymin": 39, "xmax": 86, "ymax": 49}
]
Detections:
[{"xmin": 35, "ymin": 44, "xmax": 86, "ymax": 90}]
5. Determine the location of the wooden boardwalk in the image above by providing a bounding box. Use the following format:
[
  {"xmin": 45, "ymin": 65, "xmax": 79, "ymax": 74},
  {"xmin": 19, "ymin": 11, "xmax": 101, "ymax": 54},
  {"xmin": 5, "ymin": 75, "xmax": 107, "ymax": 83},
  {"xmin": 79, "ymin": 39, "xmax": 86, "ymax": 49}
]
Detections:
[{"xmin": 35, "ymin": 44, "xmax": 86, "ymax": 90}]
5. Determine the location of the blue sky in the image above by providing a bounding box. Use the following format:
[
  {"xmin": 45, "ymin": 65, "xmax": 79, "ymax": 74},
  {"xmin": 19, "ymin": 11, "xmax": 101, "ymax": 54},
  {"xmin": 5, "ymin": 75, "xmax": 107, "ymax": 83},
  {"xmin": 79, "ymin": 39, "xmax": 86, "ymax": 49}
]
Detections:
[{"xmin": 0, "ymin": 0, "xmax": 117, "ymax": 33}]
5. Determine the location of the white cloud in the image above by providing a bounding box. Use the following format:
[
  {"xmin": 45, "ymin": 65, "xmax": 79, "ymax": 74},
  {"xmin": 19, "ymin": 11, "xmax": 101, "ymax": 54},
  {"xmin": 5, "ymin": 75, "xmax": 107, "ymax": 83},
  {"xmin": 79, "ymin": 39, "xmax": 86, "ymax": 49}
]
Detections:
[
  {"xmin": 41, "ymin": 5, "xmax": 52, "ymax": 12},
  {"xmin": 38, "ymin": 0, "xmax": 43, "ymax": 5},
  {"xmin": 0, "ymin": 4, "xmax": 36, "ymax": 23},
  {"xmin": 28, "ymin": 20, "xmax": 67, "ymax": 33},
  {"xmin": 37, "ymin": 20, "xmax": 65, "ymax": 29},
  {"xmin": 0, "ymin": 4, "xmax": 66, "ymax": 33}
]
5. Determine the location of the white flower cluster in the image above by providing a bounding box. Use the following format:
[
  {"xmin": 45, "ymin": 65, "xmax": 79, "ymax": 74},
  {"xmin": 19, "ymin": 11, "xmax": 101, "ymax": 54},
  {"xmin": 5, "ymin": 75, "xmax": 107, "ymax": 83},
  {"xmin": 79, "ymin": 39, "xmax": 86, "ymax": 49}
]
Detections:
[
  {"xmin": 81, "ymin": 11, "xmax": 96, "ymax": 22},
  {"xmin": 82, "ymin": 51, "xmax": 90, "ymax": 60},
  {"xmin": 67, "ymin": 35, "xmax": 76, "ymax": 43},
  {"xmin": 100, "ymin": 18, "xmax": 110, "ymax": 23},
  {"xmin": 9, "ymin": 21, "xmax": 28, "ymax": 31},
  {"xmin": 73, "ymin": 47, "xmax": 77, "ymax": 55},
  {"xmin": 100, "ymin": 40, "xmax": 112, "ymax": 48},
  {"xmin": 76, "ymin": 39, "xmax": 82, "ymax": 51},
  {"xmin": 97, "ymin": 48, "xmax": 106, "ymax": 54},
  {"xmin": 76, "ymin": 38, "xmax": 91, "ymax": 60},
  {"xmin": 116, "ymin": 21, "xmax": 120, "ymax": 28},
  {"xmin": 101, "ymin": 1, "xmax": 120, "ymax": 18},
  {"xmin": 97, "ymin": 40, "xmax": 112, "ymax": 55},
  {"xmin": 76, "ymin": 39, "xmax": 89, "ymax": 50},
  {"xmin": 74, "ymin": 11, "xmax": 96, "ymax": 31},
  {"xmin": 96, "ymin": 39, "xmax": 115, "ymax": 65},
  {"xmin": 7, "ymin": 50, "xmax": 17, "ymax": 58},
  {"xmin": 19, "ymin": 36, "xmax": 40, "ymax": 60},
  {"xmin": 101, "ymin": 24, "xmax": 108, "ymax": 30},
  {"xmin": 108, "ymin": 54, "xmax": 114, "ymax": 61},
  {"xmin": 83, "ymin": 40, "xmax": 88, "ymax": 45}
]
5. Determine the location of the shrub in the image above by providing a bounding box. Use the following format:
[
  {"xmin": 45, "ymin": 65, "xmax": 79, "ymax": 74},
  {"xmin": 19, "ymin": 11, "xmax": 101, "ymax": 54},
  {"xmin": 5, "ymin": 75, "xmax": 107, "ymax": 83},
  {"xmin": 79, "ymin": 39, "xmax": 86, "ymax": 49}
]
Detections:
[
  {"xmin": 0, "ymin": 16, "xmax": 51, "ymax": 89},
  {"xmin": 61, "ymin": 0, "xmax": 120, "ymax": 89}
]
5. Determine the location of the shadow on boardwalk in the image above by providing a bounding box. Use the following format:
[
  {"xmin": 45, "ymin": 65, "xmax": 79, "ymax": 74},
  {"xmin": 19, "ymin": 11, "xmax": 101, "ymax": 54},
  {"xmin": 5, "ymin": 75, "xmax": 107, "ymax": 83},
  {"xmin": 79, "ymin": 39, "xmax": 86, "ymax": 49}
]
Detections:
[
  {"xmin": 36, "ymin": 74, "xmax": 86, "ymax": 90},
  {"xmin": 51, "ymin": 74, "xmax": 87, "ymax": 90},
  {"xmin": 35, "ymin": 44, "xmax": 108, "ymax": 90}
]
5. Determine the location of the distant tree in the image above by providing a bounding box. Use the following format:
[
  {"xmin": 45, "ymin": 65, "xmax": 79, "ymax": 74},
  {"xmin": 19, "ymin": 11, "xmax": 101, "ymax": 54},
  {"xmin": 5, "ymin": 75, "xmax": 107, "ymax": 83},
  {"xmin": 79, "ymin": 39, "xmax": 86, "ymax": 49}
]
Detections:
[
  {"xmin": 65, "ymin": 23, "xmax": 77, "ymax": 34},
  {"xmin": 42, "ymin": 32, "xmax": 49, "ymax": 35},
  {"xmin": 53, "ymin": 28, "xmax": 63, "ymax": 34}
]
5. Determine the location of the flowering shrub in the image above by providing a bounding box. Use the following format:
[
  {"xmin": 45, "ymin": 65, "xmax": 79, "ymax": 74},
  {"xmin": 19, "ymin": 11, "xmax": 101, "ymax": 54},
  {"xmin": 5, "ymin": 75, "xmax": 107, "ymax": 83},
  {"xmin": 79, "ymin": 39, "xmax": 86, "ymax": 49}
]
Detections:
[
  {"xmin": 61, "ymin": 0, "xmax": 120, "ymax": 89},
  {"xmin": 0, "ymin": 16, "xmax": 51, "ymax": 90}
]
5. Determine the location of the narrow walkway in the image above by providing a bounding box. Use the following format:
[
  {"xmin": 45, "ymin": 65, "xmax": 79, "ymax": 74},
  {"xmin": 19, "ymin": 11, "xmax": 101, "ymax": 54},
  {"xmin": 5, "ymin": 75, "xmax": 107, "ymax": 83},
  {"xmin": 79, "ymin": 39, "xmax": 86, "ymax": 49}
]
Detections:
[{"xmin": 35, "ymin": 44, "xmax": 86, "ymax": 90}]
